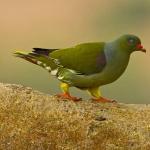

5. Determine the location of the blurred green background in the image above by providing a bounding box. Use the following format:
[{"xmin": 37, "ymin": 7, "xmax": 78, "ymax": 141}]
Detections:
[{"xmin": 0, "ymin": 0, "xmax": 150, "ymax": 103}]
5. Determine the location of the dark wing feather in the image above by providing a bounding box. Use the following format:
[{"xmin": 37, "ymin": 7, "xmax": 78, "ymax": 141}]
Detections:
[{"xmin": 33, "ymin": 48, "xmax": 58, "ymax": 56}]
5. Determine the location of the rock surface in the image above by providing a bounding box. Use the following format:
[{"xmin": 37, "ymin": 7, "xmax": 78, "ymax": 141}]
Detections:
[{"xmin": 0, "ymin": 83, "xmax": 149, "ymax": 150}]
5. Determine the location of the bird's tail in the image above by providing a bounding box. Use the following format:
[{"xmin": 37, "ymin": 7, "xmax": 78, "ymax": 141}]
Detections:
[{"xmin": 14, "ymin": 50, "xmax": 60, "ymax": 73}]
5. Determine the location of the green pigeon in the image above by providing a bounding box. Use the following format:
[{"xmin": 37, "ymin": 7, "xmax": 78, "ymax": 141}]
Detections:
[{"xmin": 14, "ymin": 34, "xmax": 146, "ymax": 102}]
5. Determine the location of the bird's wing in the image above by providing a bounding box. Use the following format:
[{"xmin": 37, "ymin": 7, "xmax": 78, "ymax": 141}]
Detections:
[{"xmin": 50, "ymin": 42, "xmax": 106, "ymax": 75}]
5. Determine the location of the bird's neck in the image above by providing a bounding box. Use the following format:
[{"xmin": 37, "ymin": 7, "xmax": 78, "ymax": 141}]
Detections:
[
  {"xmin": 106, "ymin": 42, "xmax": 131, "ymax": 56},
  {"xmin": 104, "ymin": 42, "xmax": 131, "ymax": 69}
]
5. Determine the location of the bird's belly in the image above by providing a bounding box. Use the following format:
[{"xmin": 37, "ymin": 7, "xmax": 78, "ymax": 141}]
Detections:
[
  {"xmin": 94, "ymin": 54, "xmax": 130, "ymax": 86},
  {"xmin": 97, "ymin": 61, "xmax": 128, "ymax": 85}
]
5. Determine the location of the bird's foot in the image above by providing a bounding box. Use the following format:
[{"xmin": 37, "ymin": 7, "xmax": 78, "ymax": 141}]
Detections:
[
  {"xmin": 55, "ymin": 93, "xmax": 82, "ymax": 102},
  {"xmin": 92, "ymin": 97, "xmax": 117, "ymax": 103}
]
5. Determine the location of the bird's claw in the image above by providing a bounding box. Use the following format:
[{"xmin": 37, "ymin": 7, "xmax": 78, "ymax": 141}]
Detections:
[{"xmin": 55, "ymin": 93, "xmax": 82, "ymax": 102}]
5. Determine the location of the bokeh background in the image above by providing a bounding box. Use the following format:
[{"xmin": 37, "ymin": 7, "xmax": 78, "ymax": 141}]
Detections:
[{"xmin": 0, "ymin": 0, "xmax": 150, "ymax": 103}]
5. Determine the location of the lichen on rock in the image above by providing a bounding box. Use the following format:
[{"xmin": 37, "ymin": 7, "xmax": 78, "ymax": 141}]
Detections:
[{"xmin": 0, "ymin": 83, "xmax": 150, "ymax": 150}]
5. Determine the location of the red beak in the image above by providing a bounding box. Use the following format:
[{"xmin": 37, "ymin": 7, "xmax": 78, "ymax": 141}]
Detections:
[{"xmin": 136, "ymin": 44, "xmax": 146, "ymax": 53}]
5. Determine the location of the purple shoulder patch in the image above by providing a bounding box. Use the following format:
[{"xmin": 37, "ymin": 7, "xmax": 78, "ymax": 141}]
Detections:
[{"xmin": 96, "ymin": 52, "xmax": 106, "ymax": 71}]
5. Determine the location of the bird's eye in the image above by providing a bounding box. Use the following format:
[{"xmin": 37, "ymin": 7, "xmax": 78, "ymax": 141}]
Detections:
[{"xmin": 128, "ymin": 39, "xmax": 135, "ymax": 45}]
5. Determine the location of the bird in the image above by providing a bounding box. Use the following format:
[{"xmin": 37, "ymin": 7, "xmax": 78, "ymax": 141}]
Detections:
[{"xmin": 14, "ymin": 34, "xmax": 146, "ymax": 103}]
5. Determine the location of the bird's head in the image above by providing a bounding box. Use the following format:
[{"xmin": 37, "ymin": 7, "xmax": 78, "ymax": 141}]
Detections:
[{"xmin": 116, "ymin": 34, "xmax": 146, "ymax": 54}]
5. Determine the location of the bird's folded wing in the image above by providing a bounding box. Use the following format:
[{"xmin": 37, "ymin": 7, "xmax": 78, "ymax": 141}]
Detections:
[{"xmin": 50, "ymin": 42, "xmax": 107, "ymax": 75}]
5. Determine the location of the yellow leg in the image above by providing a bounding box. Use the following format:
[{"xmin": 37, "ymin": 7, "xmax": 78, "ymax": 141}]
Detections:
[
  {"xmin": 87, "ymin": 87, "xmax": 101, "ymax": 98},
  {"xmin": 87, "ymin": 87, "xmax": 116, "ymax": 103},
  {"xmin": 60, "ymin": 82, "xmax": 69, "ymax": 94},
  {"xmin": 56, "ymin": 82, "xmax": 81, "ymax": 101}
]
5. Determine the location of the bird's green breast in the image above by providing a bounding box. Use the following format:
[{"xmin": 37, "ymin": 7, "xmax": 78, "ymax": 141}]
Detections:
[
  {"xmin": 91, "ymin": 45, "xmax": 130, "ymax": 87},
  {"xmin": 98, "ymin": 47, "xmax": 130, "ymax": 85},
  {"xmin": 66, "ymin": 44, "xmax": 131, "ymax": 88}
]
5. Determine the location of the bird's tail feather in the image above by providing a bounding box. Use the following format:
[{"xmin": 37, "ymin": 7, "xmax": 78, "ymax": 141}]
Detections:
[
  {"xmin": 14, "ymin": 51, "xmax": 59, "ymax": 72},
  {"xmin": 32, "ymin": 48, "xmax": 58, "ymax": 56}
]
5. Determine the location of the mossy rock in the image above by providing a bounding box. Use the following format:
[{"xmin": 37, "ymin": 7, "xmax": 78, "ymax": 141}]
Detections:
[{"xmin": 0, "ymin": 83, "xmax": 150, "ymax": 150}]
